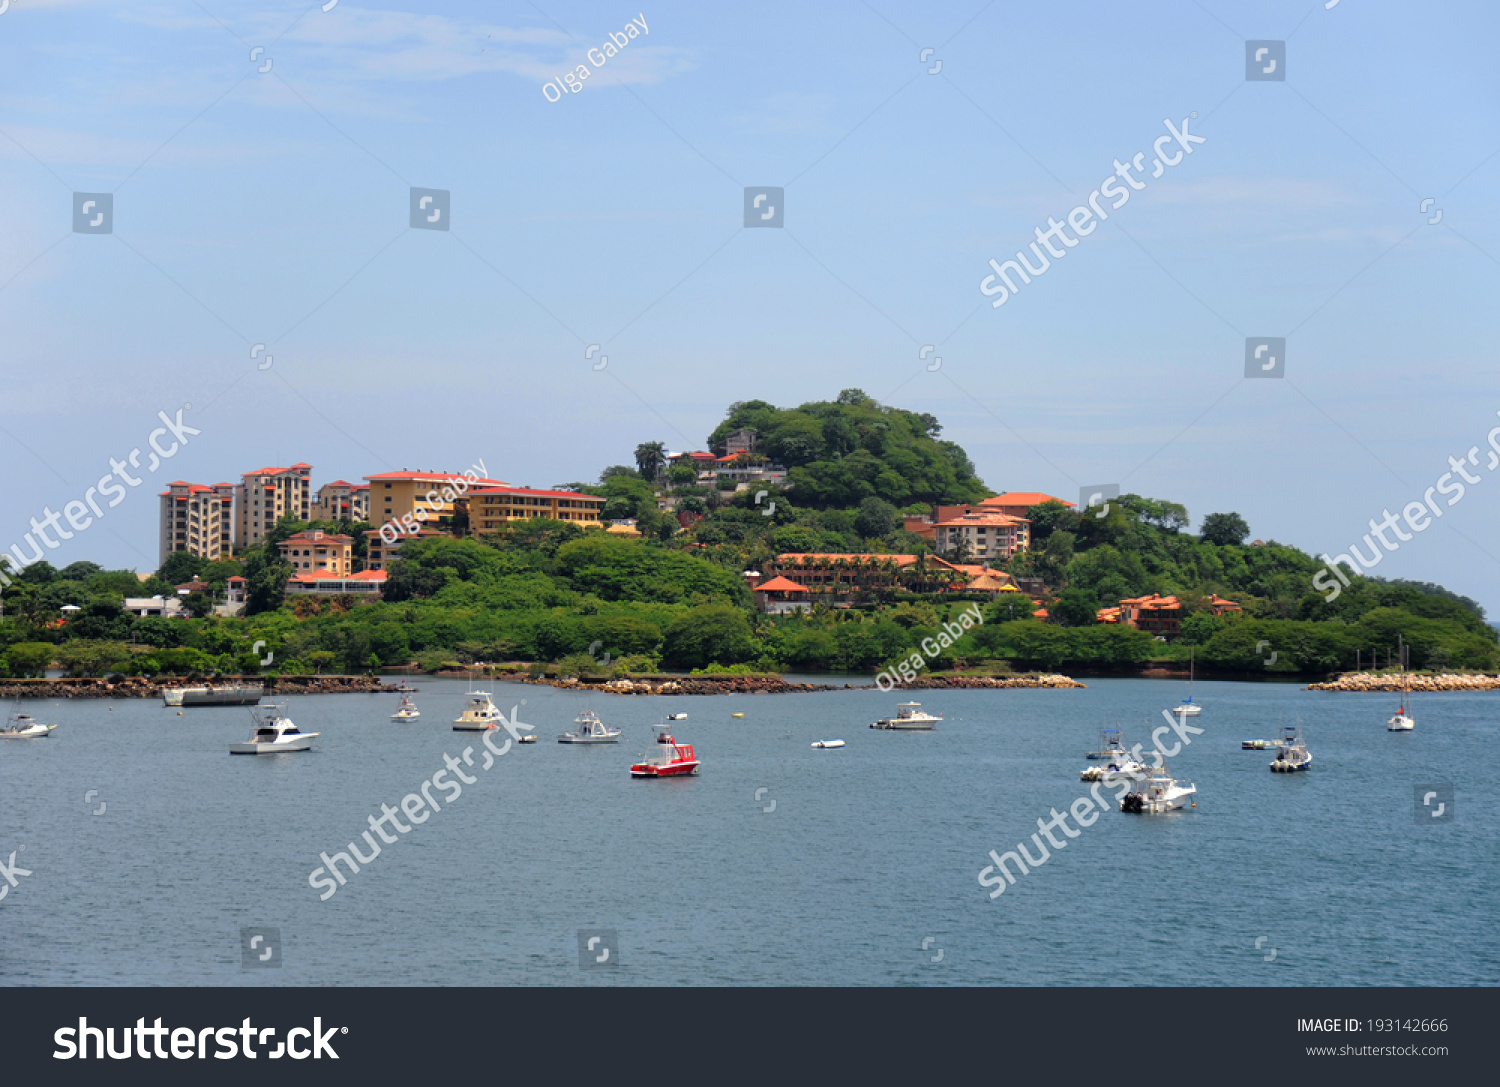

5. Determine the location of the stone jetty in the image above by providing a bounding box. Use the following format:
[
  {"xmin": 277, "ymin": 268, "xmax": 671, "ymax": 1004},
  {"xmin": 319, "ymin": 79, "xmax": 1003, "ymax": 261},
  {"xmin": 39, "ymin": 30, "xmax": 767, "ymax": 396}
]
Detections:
[
  {"xmin": 1304, "ymin": 672, "xmax": 1500, "ymax": 692},
  {"xmin": 511, "ymin": 671, "xmax": 1083, "ymax": 695},
  {"xmin": 0, "ymin": 675, "xmax": 404, "ymax": 699}
]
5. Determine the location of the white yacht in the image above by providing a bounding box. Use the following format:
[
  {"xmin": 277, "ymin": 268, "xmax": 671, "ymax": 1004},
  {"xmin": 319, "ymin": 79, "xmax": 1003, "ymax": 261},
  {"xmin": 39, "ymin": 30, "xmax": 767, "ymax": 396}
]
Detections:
[
  {"xmin": 391, "ymin": 697, "xmax": 420, "ymax": 722},
  {"xmin": 229, "ymin": 706, "xmax": 317, "ymax": 754},
  {"xmin": 812, "ymin": 739, "xmax": 846, "ymax": 749},
  {"xmin": 1269, "ymin": 725, "xmax": 1311, "ymax": 772},
  {"xmin": 453, "ymin": 690, "xmax": 503, "ymax": 731},
  {"xmin": 558, "ymin": 710, "xmax": 620, "ymax": 744},
  {"xmin": 1172, "ymin": 649, "xmax": 1202, "ymax": 716},
  {"xmin": 870, "ymin": 702, "xmax": 941, "ymax": 730},
  {"xmin": 1120, "ymin": 764, "xmax": 1196, "ymax": 813},
  {"xmin": 667, "ymin": 712, "xmax": 688, "ymax": 721},
  {"xmin": 1387, "ymin": 635, "xmax": 1415, "ymax": 731},
  {"xmin": 0, "ymin": 709, "xmax": 56, "ymax": 739}
]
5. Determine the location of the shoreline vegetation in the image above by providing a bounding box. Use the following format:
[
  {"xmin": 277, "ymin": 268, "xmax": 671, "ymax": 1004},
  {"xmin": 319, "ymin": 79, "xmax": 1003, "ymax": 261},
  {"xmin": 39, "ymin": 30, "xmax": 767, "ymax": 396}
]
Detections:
[{"xmin": 0, "ymin": 675, "xmax": 402, "ymax": 700}]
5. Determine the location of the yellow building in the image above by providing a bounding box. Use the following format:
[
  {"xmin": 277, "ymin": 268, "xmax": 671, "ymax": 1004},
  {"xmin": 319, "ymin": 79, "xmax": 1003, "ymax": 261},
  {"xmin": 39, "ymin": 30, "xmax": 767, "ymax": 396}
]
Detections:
[
  {"xmin": 237, "ymin": 464, "xmax": 313, "ymax": 548},
  {"xmin": 312, "ymin": 480, "xmax": 370, "ymax": 523},
  {"xmin": 276, "ymin": 529, "xmax": 353, "ymax": 576},
  {"xmin": 158, "ymin": 481, "xmax": 236, "ymax": 565},
  {"xmin": 470, "ymin": 486, "xmax": 605, "ymax": 531},
  {"xmin": 365, "ymin": 470, "xmax": 508, "ymax": 531}
]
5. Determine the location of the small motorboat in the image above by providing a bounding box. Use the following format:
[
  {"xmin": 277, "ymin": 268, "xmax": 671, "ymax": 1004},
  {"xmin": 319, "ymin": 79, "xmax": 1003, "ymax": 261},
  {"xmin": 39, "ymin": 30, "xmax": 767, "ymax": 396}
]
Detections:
[
  {"xmin": 1080, "ymin": 752, "xmax": 1146, "ymax": 782},
  {"xmin": 391, "ymin": 697, "xmax": 420, "ymax": 722},
  {"xmin": 870, "ymin": 702, "xmax": 940, "ymax": 730},
  {"xmin": 1269, "ymin": 725, "xmax": 1312, "ymax": 772},
  {"xmin": 667, "ymin": 712, "xmax": 688, "ymax": 721},
  {"xmin": 1242, "ymin": 739, "xmax": 1276, "ymax": 749},
  {"xmin": 1085, "ymin": 727, "xmax": 1128, "ymax": 760},
  {"xmin": 731, "ymin": 712, "xmax": 745, "ymax": 718},
  {"xmin": 812, "ymin": 739, "xmax": 846, "ymax": 749},
  {"xmin": 230, "ymin": 706, "xmax": 317, "ymax": 754},
  {"xmin": 453, "ymin": 690, "xmax": 503, "ymax": 731},
  {"xmin": 559, "ymin": 710, "xmax": 620, "ymax": 744},
  {"xmin": 516, "ymin": 732, "xmax": 537, "ymax": 744},
  {"xmin": 630, "ymin": 734, "xmax": 700, "ymax": 777},
  {"xmin": 0, "ymin": 710, "xmax": 56, "ymax": 739},
  {"xmin": 1120, "ymin": 764, "xmax": 1196, "ymax": 813}
]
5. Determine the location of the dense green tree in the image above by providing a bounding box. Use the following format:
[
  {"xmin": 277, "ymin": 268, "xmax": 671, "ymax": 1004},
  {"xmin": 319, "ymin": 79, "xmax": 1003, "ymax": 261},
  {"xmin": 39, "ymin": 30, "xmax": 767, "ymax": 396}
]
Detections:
[
  {"xmin": 663, "ymin": 604, "xmax": 758, "ymax": 668},
  {"xmin": 1200, "ymin": 511, "xmax": 1251, "ymax": 547}
]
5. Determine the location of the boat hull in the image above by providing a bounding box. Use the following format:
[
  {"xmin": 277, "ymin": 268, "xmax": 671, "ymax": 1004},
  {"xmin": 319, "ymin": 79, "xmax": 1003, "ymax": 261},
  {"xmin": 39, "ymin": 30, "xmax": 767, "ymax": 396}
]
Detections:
[
  {"xmin": 165, "ymin": 685, "xmax": 265, "ymax": 707},
  {"xmin": 558, "ymin": 734, "xmax": 620, "ymax": 744},
  {"xmin": 629, "ymin": 762, "xmax": 699, "ymax": 777},
  {"xmin": 391, "ymin": 713, "xmax": 420, "ymax": 721},
  {"xmin": 453, "ymin": 721, "xmax": 501, "ymax": 731},
  {"xmin": 870, "ymin": 721, "xmax": 936, "ymax": 730},
  {"xmin": 229, "ymin": 735, "xmax": 316, "ymax": 754}
]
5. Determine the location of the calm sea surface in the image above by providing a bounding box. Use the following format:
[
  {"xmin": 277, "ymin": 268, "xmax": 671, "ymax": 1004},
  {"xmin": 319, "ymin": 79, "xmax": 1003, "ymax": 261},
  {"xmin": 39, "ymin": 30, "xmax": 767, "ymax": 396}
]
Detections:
[{"xmin": 1, "ymin": 677, "xmax": 1495, "ymax": 986}]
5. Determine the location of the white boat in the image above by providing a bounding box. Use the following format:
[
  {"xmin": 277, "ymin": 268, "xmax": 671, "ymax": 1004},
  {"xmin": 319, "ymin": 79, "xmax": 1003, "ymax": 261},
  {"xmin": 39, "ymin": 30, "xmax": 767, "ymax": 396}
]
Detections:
[
  {"xmin": 870, "ymin": 702, "xmax": 940, "ymax": 730},
  {"xmin": 1080, "ymin": 752, "xmax": 1147, "ymax": 782},
  {"xmin": 812, "ymin": 739, "xmax": 846, "ymax": 749},
  {"xmin": 1269, "ymin": 725, "xmax": 1311, "ymax": 772},
  {"xmin": 517, "ymin": 732, "xmax": 537, "ymax": 744},
  {"xmin": 558, "ymin": 710, "xmax": 620, "ymax": 744},
  {"xmin": 391, "ymin": 697, "xmax": 420, "ymax": 721},
  {"xmin": 667, "ymin": 712, "xmax": 688, "ymax": 721},
  {"xmin": 229, "ymin": 705, "xmax": 317, "ymax": 754},
  {"xmin": 0, "ymin": 709, "xmax": 56, "ymax": 739},
  {"xmin": 1387, "ymin": 635, "xmax": 1415, "ymax": 731},
  {"xmin": 1120, "ymin": 764, "xmax": 1196, "ymax": 813},
  {"xmin": 1085, "ymin": 727, "xmax": 1128, "ymax": 761},
  {"xmin": 1172, "ymin": 649, "xmax": 1202, "ymax": 716},
  {"xmin": 453, "ymin": 690, "xmax": 503, "ymax": 731}
]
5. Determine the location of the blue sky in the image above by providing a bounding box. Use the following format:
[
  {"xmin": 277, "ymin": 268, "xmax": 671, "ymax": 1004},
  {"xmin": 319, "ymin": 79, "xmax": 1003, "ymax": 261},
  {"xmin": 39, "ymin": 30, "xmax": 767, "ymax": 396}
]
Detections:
[{"xmin": 4, "ymin": 0, "xmax": 1500, "ymax": 610}]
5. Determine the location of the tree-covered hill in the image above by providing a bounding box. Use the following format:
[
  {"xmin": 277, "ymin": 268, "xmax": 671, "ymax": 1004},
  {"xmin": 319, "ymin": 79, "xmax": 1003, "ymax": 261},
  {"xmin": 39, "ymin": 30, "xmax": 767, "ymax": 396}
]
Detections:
[{"xmin": 705, "ymin": 389, "xmax": 989, "ymax": 508}]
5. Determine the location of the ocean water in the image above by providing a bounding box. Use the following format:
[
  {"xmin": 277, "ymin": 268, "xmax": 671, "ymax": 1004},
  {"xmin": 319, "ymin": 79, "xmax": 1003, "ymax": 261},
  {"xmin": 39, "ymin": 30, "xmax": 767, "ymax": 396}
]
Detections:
[{"xmin": 0, "ymin": 677, "xmax": 1494, "ymax": 986}]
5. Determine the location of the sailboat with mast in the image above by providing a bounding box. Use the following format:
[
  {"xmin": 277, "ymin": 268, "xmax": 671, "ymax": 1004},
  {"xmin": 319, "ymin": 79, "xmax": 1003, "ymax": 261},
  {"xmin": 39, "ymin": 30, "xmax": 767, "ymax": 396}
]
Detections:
[
  {"xmin": 1387, "ymin": 634, "xmax": 1415, "ymax": 732},
  {"xmin": 1173, "ymin": 647, "xmax": 1202, "ymax": 716}
]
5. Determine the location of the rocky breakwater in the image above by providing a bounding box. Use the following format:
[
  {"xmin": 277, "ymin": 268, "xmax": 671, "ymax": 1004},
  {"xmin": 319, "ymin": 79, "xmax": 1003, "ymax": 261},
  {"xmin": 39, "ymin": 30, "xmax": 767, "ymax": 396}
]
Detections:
[
  {"xmin": 521, "ymin": 674, "xmax": 859, "ymax": 695},
  {"xmin": 1305, "ymin": 672, "xmax": 1500, "ymax": 692},
  {"xmin": 0, "ymin": 675, "xmax": 403, "ymax": 699},
  {"xmin": 889, "ymin": 673, "xmax": 1086, "ymax": 690}
]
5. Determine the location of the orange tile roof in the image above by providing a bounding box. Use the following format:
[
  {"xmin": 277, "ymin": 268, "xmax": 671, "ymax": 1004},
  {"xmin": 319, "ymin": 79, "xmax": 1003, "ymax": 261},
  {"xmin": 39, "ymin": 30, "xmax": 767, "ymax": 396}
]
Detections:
[
  {"xmin": 982, "ymin": 492, "xmax": 1072, "ymax": 508},
  {"xmin": 470, "ymin": 487, "xmax": 604, "ymax": 500},
  {"xmin": 754, "ymin": 576, "xmax": 807, "ymax": 593},
  {"xmin": 934, "ymin": 511, "xmax": 1030, "ymax": 527}
]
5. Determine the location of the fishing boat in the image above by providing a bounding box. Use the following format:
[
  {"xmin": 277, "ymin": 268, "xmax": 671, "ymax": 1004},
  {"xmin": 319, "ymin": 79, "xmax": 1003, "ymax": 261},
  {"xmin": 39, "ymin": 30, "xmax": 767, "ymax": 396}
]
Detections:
[
  {"xmin": 1387, "ymin": 635, "xmax": 1415, "ymax": 731},
  {"xmin": 1269, "ymin": 724, "xmax": 1311, "ymax": 772},
  {"xmin": 812, "ymin": 739, "xmax": 846, "ymax": 749},
  {"xmin": 630, "ymin": 733, "xmax": 700, "ymax": 777},
  {"xmin": 390, "ymin": 697, "xmax": 420, "ymax": 722},
  {"xmin": 0, "ymin": 708, "xmax": 56, "ymax": 739},
  {"xmin": 229, "ymin": 705, "xmax": 317, "ymax": 754},
  {"xmin": 870, "ymin": 702, "xmax": 941, "ymax": 730},
  {"xmin": 453, "ymin": 689, "xmax": 503, "ymax": 731},
  {"xmin": 1085, "ymin": 727, "xmax": 1128, "ymax": 761},
  {"xmin": 161, "ymin": 683, "xmax": 264, "ymax": 707},
  {"xmin": 1120, "ymin": 763, "xmax": 1196, "ymax": 813},
  {"xmin": 1172, "ymin": 648, "xmax": 1202, "ymax": 716},
  {"xmin": 558, "ymin": 710, "xmax": 620, "ymax": 744}
]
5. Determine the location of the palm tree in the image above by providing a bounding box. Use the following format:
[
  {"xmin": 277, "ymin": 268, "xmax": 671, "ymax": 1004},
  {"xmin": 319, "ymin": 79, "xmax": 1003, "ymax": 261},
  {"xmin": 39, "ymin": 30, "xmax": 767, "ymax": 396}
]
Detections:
[{"xmin": 634, "ymin": 441, "xmax": 668, "ymax": 482}]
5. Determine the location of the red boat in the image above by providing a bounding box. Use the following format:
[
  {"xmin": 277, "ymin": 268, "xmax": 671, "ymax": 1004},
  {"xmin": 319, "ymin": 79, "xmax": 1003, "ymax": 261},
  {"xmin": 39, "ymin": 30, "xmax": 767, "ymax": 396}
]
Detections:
[{"xmin": 630, "ymin": 733, "xmax": 700, "ymax": 777}]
